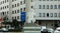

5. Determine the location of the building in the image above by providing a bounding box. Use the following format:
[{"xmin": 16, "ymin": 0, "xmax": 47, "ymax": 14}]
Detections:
[
  {"xmin": 33, "ymin": 0, "xmax": 60, "ymax": 28},
  {"xmin": 0, "ymin": 0, "xmax": 26, "ymax": 22},
  {"xmin": 26, "ymin": 0, "xmax": 36, "ymax": 23},
  {"xmin": 0, "ymin": 0, "xmax": 60, "ymax": 28}
]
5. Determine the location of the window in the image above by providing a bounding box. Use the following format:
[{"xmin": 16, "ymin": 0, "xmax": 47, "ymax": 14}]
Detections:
[
  {"xmin": 39, "ymin": 5, "xmax": 41, "ymax": 9},
  {"xmin": 3, "ymin": 1, "xmax": 4, "ymax": 4},
  {"xmin": 7, "ymin": 11, "xmax": 8, "ymax": 14},
  {"xmin": 17, "ymin": 16, "xmax": 19, "ymax": 19},
  {"xmin": 43, "ymin": 5, "xmax": 45, "ymax": 9},
  {"xmin": 17, "ymin": 3, "xmax": 19, "ymax": 6},
  {"xmin": 54, "ymin": 5, "xmax": 57, "ymax": 9},
  {"xmin": 3, "ymin": 7, "xmax": 4, "ymax": 9},
  {"xmin": 31, "ymin": 0, "xmax": 33, "ymax": 2},
  {"xmin": 31, "ymin": 6, "xmax": 33, "ymax": 8},
  {"xmin": 5, "ymin": 12, "xmax": 6, "ymax": 15},
  {"xmin": 47, "ymin": 5, "xmax": 49, "ymax": 9},
  {"xmin": 17, "ymin": 10, "xmax": 19, "ymax": 13},
  {"xmin": 1, "ymin": 7, "xmax": 2, "ymax": 10},
  {"xmin": 59, "ymin": 13, "xmax": 60, "ymax": 17},
  {"xmin": 50, "ymin": 5, "xmax": 53, "ymax": 9},
  {"xmin": 7, "ymin": 5, "xmax": 8, "ymax": 8},
  {"xmin": 12, "ymin": 17, "xmax": 14, "ymax": 20},
  {"xmin": 12, "ymin": 11, "xmax": 14, "ymax": 14},
  {"xmin": 43, "ymin": 13, "xmax": 45, "ymax": 17},
  {"xmin": 39, "ymin": 13, "xmax": 41, "ymax": 17},
  {"xmin": 58, "ymin": 5, "xmax": 60, "ymax": 9},
  {"xmin": 54, "ymin": 13, "xmax": 57, "ymax": 17},
  {"xmin": 12, "ymin": 0, "xmax": 14, "ymax": 2},
  {"xmin": 7, "ymin": 18, "xmax": 8, "ymax": 20},
  {"xmin": 5, "ymin": 6, "xmax": 6, "ymax": 9},
  {"xmin": 15, "ymin": 4, "xmax": 16, "ymax": 7},
  {"xmin": 15, "ymin": 10, "xmax": 16, "ymax": 13},
  {"xmin": 12, "ymin": 5, "xmax": 14, "ymax": 8},
  {"xmin": 24, "ymin": 8, "xmax": 26, "ymax": 11},
  {"xmin": 21, "ymin": 1, "xmax": 22, "ymax": 5},
  {"xmin": 24, "ymin": 0, "xmax": 25, "ymax": 4},
  {"xmin": 21, "ymin": 8, "xmax": 22, "ymax": 11},
  {"xmin": 7, "ymin": 0, "xmax": 8, "ymax": 2},
  {"xmin": 15, "ymin": 17, "xmax": 16, "ymax": 19},
  {"xmin": 2, "ymin": 12, "xmax": 4, "ymax": 15},
  {"xmin": 47, "ymin": 13, "xmax": 49, "ymax": 17},
  {"xmin": 50, "ymin": 13, "xmax": 53, "ymax": 17},
  {"xmin": 5, "ymin": 0, "xmax": 6, "ymax": 3}
]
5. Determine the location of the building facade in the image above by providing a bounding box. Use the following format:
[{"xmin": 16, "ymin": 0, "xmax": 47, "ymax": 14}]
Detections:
[
  {"xmin": 33, "ymin": 0, "xmax": 60, "ymax": 28},
  {"xmin": 0, "ymin": 0, "xmax": 60, "ymax": 28},
  {"xmin": 26, "ymin": 0, "xmax": 36, "ymax": 23},
  {"xmin": 0, "ymin": 0, "xmax": 26, "ymax": 22}
]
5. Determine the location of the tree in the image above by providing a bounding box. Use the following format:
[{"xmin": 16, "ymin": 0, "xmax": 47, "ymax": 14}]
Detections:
[
  {"xmin": 12, "ymin": 19, "xmax": 22, "ymax": 32},
  {"xmin": 12, "ymin": 19, "xmax": 19, "ymax": 28}
]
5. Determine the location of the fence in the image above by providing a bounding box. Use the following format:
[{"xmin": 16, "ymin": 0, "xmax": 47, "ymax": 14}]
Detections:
[{"xmin": 23, "ymin": 27, "xmax": 41, "ymax": 33}]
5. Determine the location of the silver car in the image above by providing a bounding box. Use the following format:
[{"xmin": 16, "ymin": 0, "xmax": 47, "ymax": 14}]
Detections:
[{"xmin": 54, "ymin": 27, "xmax": 60, "ymax": 33}]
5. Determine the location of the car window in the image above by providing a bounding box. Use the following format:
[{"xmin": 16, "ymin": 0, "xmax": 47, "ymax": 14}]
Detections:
[
  {"xmin": 58, "ymin": 30, "xmax": 60, "ymax": 31},
  {"xmin": 43, "ymin": 29, "xmax": 48, "ymax": 32}
]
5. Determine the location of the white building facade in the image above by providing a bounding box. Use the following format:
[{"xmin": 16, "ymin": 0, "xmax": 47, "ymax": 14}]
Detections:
[
  {"xmin": 0, "ymin": 0, "xmax": 26, "ymax": 22},
  {"xmin": 35, "ymin": 0, "xmax": 60, "ymax": 20},
  {"xmin": 0, "ymin": 0, "xmax": 60, "ymax": 28},
  {"xmin": 26, "ymin": 0, "xmax": 36, "ymax": 23},
  {"xmin": 33, "ymin": 0, "xmax": 60, "ymax": 28}
]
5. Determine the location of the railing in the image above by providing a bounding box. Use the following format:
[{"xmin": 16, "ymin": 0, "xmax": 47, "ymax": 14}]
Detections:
[{"xmin": 23, "ymin": 27, "xmax": 41, "ymax": 33}]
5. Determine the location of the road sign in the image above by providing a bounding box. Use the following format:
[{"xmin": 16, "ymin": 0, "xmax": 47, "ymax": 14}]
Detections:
[{"xmin": 21, "ymin": 12, "xmax": 26, "ymax": 22}]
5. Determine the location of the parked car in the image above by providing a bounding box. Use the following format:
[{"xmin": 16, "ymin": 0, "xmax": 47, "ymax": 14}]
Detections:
[
  {"xmin": 41, "ymin": 26, "xmax": 46, "ymax": 31},
  {"xmin": 8, "ymin": 25, "xmax": 14, "ymax": 30},
  {"xmin": 41, "ymin": 29, "xmax": 48, "ymax": 33},
  {"xmin": 47, "ymin": 28, "xmax": 54, "ymax": 33},
  {"xmin": 54, "ymin": 27, "xmax": 60, "ymax": 33},
  {"xmin": 41, "ymin": 26, "xmax": 54, "ymax": 33},
  {"xmin": 41, "ymin": 28, "xmax": 54, "ymax": 33},
  {"xmin": 1, "ymin": 28, "xmax": 8, "ymax": 32}
]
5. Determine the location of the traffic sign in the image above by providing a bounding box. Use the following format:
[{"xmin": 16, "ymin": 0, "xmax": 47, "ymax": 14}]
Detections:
[{"xmin": 21, "ymin": 12, "xmax": 26, "ymax": 22}]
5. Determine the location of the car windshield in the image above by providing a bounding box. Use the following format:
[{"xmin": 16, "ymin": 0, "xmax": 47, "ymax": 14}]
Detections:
[
  {"xmin": 47, "ymin": 29, "xmax": 52, "ymax": 31},
  {"xmin": 57, "ymin": 29, "xmax": 60, "ymax": 31},
  {"xmin": 48, "ymin": 30, "xmax": 51, "ymax": 31},
  {"xmin": 43, "ymin": 29, "xmax": 48, "ymax": 32}
]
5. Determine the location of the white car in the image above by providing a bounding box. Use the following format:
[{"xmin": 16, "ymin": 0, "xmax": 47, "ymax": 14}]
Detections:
[
  {"xmin": 41, "ymin": 26, "xmax": 54, "ymax": 33},
  {"xmin": 41, "ymin": 26, "xmax": 46, "ymax": 31},
  {"xmin": 54, "ymin": 27, "xmax": 60, "ymax": 33},
  {"xmin": 1, "ymin": 28, "xmax": 8, "ymax": 32},
  {"xmin": 47, "ymin": 28, "xmax": 54, "ymax": 33},
  {"xmin": 8, "ymin": 25, "xmax": 14, "ymax": 29},
  {"xmin": 41, "ymin": 28, "xmax": 54, "ymax": 33}
]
